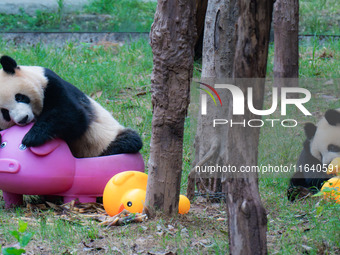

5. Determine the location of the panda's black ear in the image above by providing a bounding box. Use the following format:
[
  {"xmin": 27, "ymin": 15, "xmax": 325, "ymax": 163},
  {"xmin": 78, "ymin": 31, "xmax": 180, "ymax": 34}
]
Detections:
[
  {"xmin": 0, "ymin": 55, "xmax": 18, "ymax": 75},
  {"xmin": 304, "ymin": 122, "xmax": 317, "ymax": 140},
  {"xmin": 325, "ymin": 109, "xmax": 340, "ymax": 126}
]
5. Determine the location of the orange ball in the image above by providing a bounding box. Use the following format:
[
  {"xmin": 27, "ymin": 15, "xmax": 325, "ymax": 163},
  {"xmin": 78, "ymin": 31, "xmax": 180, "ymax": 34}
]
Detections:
[
  {"xmin": 178, "ymin": 195, "xmax": 190, "ymax": 214},
  {"xmin": 321, "ymin": 177, "xmax": 340, "ymax": 203}
]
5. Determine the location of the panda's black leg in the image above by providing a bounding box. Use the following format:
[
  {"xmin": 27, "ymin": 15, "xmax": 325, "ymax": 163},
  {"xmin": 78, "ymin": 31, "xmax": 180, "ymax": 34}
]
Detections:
[{"xmin": 100, "ymin": 129, "xmax": 143, "ymax": 156}]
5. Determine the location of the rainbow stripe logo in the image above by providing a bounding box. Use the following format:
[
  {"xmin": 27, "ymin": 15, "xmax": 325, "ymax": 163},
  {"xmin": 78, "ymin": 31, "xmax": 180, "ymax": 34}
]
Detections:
[
  {"xmin": 199, "ymin": 82, "xmax": 222, "ymax": 115},
  {"xmin": 199, "ymin": 82, "xmax": 222, "ymax": 106}
]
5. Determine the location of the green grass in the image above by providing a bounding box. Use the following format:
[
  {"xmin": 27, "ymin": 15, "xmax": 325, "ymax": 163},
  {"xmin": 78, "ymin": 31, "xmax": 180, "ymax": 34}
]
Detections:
[
  {"xmin": 300, "ymin": 0, "xmax": 340, "ymax": 35},
  {"xmin": 0, "ymin": 35, "xmax": 338, "ymax": 254},
  {"xmin": 0, "ymin": 0, "xmax": 339, "ymax": 35},
  {"xmin": 267, "ymin": 38, "xmax": 340, "ymax": 78},
  {"xmin": 0, "ymin": 1, "xmax": 340, "ymax": 253},
  {"xmin": 84, "ymin": 0, "xmax": 157, "ymax": 32},
  {"xmin": 0, "ymin": 209, "xmax": 228, "ymax": 254},
  {"xmin": 0, "ymin": 0, "xmax": 157, "ymax": 32}
]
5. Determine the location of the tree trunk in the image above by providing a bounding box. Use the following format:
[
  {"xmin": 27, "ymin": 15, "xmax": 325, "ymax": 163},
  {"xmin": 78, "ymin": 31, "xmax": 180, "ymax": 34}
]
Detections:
[
  {"xmin": 273, "ymin": 0, "xmax": 299, "ymax": 89},
  {"xmin": 145, "ymin": 0, "xmax": 197, "ymax": 217},
  {"xmin": 194, "ymin": 0, "xmax": 208, "ymax": 59},
  {"xmin": 225, "ymin": 1, "xmax": 273, "ymax": 254},
  {"xmin": 187, "ymin": 0, "xmax": 238, "ymax": 200}
]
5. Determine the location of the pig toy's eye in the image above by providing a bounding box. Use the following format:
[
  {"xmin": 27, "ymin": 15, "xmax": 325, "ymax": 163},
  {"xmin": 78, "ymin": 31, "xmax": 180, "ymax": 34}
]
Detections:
[
  {"xmin": 0, "ymin": 141, "xmax": 7, "ymax": 148},
  {"xmin": 19, "ymin": 144, "xmax": 27, "ymax": 150}
]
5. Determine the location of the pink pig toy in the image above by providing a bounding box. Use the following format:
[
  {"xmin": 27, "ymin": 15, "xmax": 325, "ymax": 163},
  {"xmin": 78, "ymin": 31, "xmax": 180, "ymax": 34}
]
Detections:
[{"xmin": 0, "ymin": 124, "xmax": 144, "ymax": 208}]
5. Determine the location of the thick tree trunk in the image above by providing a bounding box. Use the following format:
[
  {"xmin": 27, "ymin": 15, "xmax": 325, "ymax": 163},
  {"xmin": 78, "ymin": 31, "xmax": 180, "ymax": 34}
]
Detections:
[
  {"xmin": 273, "ymin": 0, "xmax": 299, "ymax": 89},
  {"xmin": 225, "ymin": 1, "xmax": 273, "ymax": 254},
  {"xmin": 145, "ymin": 0, "xmax": 197, "ymax": 217},
  {"xmin": 187, "ymin": 0, "xmax": 238, "ymax": 200}
]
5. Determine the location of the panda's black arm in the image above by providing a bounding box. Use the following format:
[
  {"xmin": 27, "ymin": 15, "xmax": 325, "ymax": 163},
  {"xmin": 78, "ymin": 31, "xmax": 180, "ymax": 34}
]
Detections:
[
  {"xmin": 22, "ymin": 70, "xmax": 92, "ymax": 147},
  {"xmin": 22, "ymin": 104, "xmax": 90, "ymax": 147}
]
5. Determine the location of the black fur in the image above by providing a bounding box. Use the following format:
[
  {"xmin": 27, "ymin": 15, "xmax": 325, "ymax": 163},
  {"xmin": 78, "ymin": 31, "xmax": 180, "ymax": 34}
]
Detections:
[
  {"xmin": 287, "ymin": 123, "xmax": 332, "ymax": 202},
  {"xmin": 2, "ymin": 56, "xmax": 142, "ymax": 157},
  {"xmin": 325, "ymin": 109, "xmax": 340, "ymax": 126},
  {"xmin": 1, "ymin": 109, "xmax": 11, "ymax": 122},
  {"xmin": 22, "ymin": 68, "xmax": 94, "ymax": 147},
  {"xmin": 304, "ymin": 122, "xmax": 317, "ymax": 140},
  {"xmin": 100, "ymin": 129, "xmax": 143, "ymax": 156},
  {"xmin": 15, "ymin": 93, "xmax": 30, "ymax": 104},
  {"xmin": 0, "ymin": 55, "xmax": 18, "ymax": 74}
]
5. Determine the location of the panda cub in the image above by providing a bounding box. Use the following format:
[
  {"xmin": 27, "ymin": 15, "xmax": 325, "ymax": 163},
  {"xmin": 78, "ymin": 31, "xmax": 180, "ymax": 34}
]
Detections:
[
  {"xmin": 287, "ymin": 108, "xmax": 340, "ymax": 201},
  {"xmin": 0, "ymin": 55, "xmax": 142, "ymax": 158}
]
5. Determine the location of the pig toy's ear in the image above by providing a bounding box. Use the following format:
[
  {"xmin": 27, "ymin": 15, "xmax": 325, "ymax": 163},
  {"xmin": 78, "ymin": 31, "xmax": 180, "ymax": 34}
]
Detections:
[{"xmin": 29, "ymin": 139, "xmax": 61, "ymax": 156}]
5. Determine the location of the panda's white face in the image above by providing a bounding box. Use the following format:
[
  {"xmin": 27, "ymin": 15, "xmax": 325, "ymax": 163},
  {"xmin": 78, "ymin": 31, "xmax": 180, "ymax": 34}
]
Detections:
[
  {"xmin": 310, "ymin": 109, "xmax": 340, "ymax": 165},
  {"xmin": 0, "ymin": 96, "xmax": 34, "ymax": 129},
  {"xmin": 0, "ymin": 64, "xmax": 47, "ymax": 130}
]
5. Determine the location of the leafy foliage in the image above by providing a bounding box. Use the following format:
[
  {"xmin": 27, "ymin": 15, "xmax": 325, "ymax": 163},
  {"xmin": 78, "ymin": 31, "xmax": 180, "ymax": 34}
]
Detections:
[{"xmin": 1, "ymin": 220, "xmax": 34, "ymax": 255}]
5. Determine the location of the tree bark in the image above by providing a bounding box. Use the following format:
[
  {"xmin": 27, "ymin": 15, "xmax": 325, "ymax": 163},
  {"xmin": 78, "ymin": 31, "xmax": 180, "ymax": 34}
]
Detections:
[
  {"xmin": 187, "ymin": 0, "xmax": 238, "ymax": 200},
  {"xmin": 225, "ymin": 1, "xmax": 274, "ymax": 254},
  {"xmin": 145, "ymin": 0, "xmax": 197, "ymax": 217},
  {"xmin": 273, "ymin": 0, "xmax": 299, "ymax": 89}
]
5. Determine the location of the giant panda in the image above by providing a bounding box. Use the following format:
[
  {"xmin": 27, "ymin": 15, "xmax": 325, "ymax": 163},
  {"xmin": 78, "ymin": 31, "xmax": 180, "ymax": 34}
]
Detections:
[
  {"xmin": 0, "ymin": 55, "xmax": 142, "ymax": 158},
  {"xmin": 287, "ymin": 108, "xmax": 340, "ymax": 201}
]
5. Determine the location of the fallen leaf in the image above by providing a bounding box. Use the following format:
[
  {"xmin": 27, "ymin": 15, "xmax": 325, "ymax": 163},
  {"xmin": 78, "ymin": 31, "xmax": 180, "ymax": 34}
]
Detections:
[
  {"xmin": 90, "ymin": 90, "xmax": 103, "ymax": 99},
  {"xmin": 45, "ymin": 201, "xmax": 63, "ymax": 211},
  {"xmin": 217, "ymin": 218, "xmax": 226, "ymax": 221},
  {"xmin": 136, "ymin": 91, "xmax": 147, "ymax": 96}
]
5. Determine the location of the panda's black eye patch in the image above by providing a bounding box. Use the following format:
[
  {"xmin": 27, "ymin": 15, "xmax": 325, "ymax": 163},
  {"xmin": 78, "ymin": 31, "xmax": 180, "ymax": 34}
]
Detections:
[
  {"xmin": 328, "ymin": 144, "xmax": 340, "ymax": 152},
  {"xmin": 15, "ymin": 93, "xmax": 30, "ymax": 104},
  {"xmin": 1, "ymin": 109, "xmax": 11, "ymax": 122}
]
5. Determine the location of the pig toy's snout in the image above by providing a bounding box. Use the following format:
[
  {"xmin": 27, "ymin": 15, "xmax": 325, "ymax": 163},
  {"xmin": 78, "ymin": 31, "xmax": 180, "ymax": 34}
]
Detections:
[{"xmin": 0, "ymin": 159, "xmax": 20, "ymax": 173}]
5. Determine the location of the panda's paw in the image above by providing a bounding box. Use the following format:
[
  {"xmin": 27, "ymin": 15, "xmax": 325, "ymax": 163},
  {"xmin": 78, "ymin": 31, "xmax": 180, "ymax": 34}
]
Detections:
[{"xmin": 22, "ymin": 129, "xmax": 50, "ymax": 147}]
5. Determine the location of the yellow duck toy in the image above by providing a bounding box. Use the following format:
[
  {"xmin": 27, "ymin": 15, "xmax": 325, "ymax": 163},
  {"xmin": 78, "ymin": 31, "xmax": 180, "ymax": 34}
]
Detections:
[
  {"xmin": 103, "ymin": 171, "xmax": 190, "ymax": 216},
  {"xmin": 321, "ymin": 157, "xmax": 340, "ymax": 203}
]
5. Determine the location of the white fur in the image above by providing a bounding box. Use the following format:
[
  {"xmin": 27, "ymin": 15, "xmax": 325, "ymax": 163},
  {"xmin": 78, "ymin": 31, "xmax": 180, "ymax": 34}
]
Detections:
[
  {"xmin": 69, "ymin": 97, "xmax": 124, "ymax": 158},
  {"xmin": 310, "ymin": 108, "xmax": 340, "ymax": 165},
  {"xmin": 10, "ymin": 103, "xmax": 35, "ymax": 125},
  {"xmin": 0, "ymin": 66, "xmax": 47, "ymax": 129}
]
